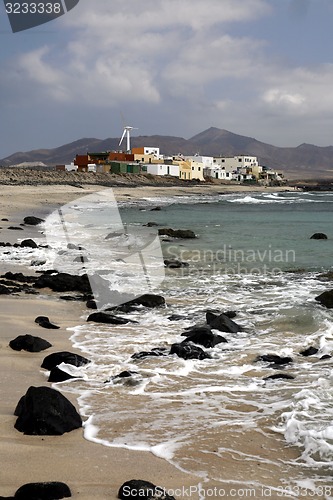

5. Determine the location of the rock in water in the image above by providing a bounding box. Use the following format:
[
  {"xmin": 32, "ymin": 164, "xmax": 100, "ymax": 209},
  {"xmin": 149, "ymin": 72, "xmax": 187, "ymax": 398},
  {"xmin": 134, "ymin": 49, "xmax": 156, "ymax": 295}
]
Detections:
[
  {"xmin": 181, "ymin": 329, "xmax": 227, "ymax": 347},
  {"xmin": 14, "ymin": 386, "xmax": 82, "ymax": 435},
  {"xmin": 299, "ymin": 346, "xmax": 319, "ymax": 356},
  {"xmin": 170, "ymin": 343, "xmax": 211, "ymax": 360},
  {"xmin": 20, "ymin": 239, "xmax": 38, "ymax": 248},
  {"xmin": 256, "ymin": 354, "xmax": 293, "ymax": 365},
  {"xmin": 41, "ymin": 351, "xmax": 90, "ymax": 370},
  {"xmin": 164, "ymin": 259, "xmax": 189, "ymax": 268},
  {"xmin": 315, "ymin": 289, "xmax": 333, "ymax": 308},
  {"xmin": 264, "ymin": 373, "xmax": 295, "ymax": 381},
  {"xmin": 206, "ymin": 311, "xmax": 243, "ymax": 333},
  {"xmin": 23, "ymin": 216, "xmax": 45, "ymax": 225},
  {"xmin": 158, "ymin": 228, "xmax": 196, "ymax": 239},
  {"xmin": 310, "ymin": 233, "xmax": 328, "ymax": 239},
  {"xmin": 124, "ymin": 294, "xmax": 166, "ymax": 308},
  {"xmin": 87, "ymin": 312, "xmax": 134, "ymax": 324},
  {"xmin": 14, "ymin": 482, "xmax": 71, "ymax": 499},
  {"xmin": 48, "ymin": 367, "xmax": 79, "ymax": 383},
  {"xmin": 9, "ymin": 334, "xmax": 52, "ymax": 353}
]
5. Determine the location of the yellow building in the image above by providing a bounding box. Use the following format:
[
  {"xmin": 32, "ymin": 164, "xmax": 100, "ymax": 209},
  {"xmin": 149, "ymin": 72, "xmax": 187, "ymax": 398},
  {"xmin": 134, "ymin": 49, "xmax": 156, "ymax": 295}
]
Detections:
[{"xmin": 175, "ymin": 159, "xmax": 205, "ymax": 181}]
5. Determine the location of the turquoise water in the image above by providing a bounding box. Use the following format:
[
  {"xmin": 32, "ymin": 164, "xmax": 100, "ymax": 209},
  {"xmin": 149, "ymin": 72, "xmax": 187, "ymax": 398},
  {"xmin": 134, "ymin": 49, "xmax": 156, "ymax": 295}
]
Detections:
[{"xmin": 120, "ymin": 191, "xmax": 333, "ymax": 272}]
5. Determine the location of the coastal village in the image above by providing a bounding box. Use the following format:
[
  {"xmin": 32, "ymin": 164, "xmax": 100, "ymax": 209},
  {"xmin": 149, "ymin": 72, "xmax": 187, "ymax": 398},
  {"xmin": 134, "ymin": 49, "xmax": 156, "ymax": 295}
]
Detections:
[{"xmin": 56, "ymin": 127, "xmax": 285, "ymax": 185}]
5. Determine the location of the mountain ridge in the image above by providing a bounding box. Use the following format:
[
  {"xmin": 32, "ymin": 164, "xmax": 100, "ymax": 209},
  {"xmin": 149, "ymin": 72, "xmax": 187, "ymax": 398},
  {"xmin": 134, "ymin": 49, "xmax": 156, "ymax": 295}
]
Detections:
[{"xmin": 1, "ymin": 127, "xmax": 333, "ymax": 179}]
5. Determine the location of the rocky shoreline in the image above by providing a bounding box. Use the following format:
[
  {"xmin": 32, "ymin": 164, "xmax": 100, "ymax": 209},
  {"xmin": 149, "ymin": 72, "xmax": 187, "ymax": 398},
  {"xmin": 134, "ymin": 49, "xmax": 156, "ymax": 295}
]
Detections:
[
  {"xmin": 0, "ymin": 168, "xmax": 205, "ymax": 187},
  {"xmin": 0, "ymin": 205, "xmax": 203, "ymax": 499}
]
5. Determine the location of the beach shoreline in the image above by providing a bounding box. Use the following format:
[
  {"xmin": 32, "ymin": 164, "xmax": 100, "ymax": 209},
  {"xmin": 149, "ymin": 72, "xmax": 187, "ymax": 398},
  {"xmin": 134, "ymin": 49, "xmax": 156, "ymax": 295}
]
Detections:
[
  {"xmin": 0, "ymin": 184, "xmax": 207, "ymax": 499},
  {"xmin": 0, "ymin": 182, "xmax": 306, "ymax": 499}
]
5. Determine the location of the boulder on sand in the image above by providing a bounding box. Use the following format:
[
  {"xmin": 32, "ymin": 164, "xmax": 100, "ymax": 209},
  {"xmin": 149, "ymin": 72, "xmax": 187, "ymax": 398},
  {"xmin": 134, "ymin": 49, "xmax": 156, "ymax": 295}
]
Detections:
[
  {"xmin": 9, "ymin": 334, "xmax": 52, "ymax": 353},
  {"xmin": 35, "ymin": 316, "xmax": 60, "ymax": 329},
  {"xmin": 34, "ymin": 272, "xmax": 91, "ymax": 294},
  {"xmin": 13, "ymin": 481, "xmax": 71, "ymax": 499},
  {"xmin": 14, "ymin": 386, "xmax": 82, "ymax": 435}
]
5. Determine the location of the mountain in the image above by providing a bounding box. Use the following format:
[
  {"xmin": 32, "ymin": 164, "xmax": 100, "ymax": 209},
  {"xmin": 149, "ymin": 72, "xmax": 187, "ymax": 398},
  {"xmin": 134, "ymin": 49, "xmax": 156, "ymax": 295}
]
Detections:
[{"xmin": 1, "ymin": 127, "xmax": 333, "ymax": 179}]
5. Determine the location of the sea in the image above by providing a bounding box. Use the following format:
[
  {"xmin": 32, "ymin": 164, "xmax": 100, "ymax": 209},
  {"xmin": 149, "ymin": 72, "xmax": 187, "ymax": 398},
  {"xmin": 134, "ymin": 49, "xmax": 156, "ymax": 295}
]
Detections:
[{"xmin": 2, "ymin": 189, "xmax": 333, "ymax": 498}]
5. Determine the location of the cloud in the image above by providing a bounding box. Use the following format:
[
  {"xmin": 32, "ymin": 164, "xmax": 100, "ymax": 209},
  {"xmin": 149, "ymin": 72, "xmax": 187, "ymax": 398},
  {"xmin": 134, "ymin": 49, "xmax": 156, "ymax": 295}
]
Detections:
[
  {"xmin": 263, "ymin": 89, "xmax": 306, "ymax": 109},
  {"xmin": 1, "ymin": 0, "xmax": 333, "ymax": 153},
  {"xmin": 0, "ymin": 0, "xmax": 270, "ymax": 108}
]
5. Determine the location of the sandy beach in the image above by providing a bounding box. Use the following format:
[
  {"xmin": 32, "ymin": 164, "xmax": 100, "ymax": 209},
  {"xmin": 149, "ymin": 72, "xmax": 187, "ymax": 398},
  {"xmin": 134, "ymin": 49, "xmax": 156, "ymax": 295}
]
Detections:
[{"xmin": 0, "ymin": 181, "xmax": 296, "ymax": 499}]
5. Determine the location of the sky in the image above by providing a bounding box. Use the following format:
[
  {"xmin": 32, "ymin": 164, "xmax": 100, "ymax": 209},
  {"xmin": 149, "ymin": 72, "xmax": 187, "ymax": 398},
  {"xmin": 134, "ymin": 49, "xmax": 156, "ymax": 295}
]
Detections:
[{"xmin": 0, "ymin": 0, "xmax": 333, "ymax": 158}]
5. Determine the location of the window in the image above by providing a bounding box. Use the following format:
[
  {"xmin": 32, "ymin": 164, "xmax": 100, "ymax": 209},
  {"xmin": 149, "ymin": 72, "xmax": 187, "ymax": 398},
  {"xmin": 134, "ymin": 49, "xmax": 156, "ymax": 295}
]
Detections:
[{"xmin": 198, "ymin": 167, "xmax": 201, "ymax": 171}]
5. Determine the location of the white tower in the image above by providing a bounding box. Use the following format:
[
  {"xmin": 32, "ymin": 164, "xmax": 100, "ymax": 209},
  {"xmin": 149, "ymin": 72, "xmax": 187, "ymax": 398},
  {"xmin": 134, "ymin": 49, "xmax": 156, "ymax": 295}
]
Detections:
[{"xmin": 119, "ymin": 126, "xmax": 138, "ymax": 152}]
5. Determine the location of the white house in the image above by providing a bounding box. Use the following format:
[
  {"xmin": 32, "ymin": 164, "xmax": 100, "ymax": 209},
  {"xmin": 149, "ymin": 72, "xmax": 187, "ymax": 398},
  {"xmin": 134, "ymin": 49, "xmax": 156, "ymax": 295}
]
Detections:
[
  {"xmin": 146, "ymin": 163, "xmax": 180, "ymax": 177},
  {"xmin": 213, "ymin": 155, "xmax": 259, "ymax": 169},
  {"xmin": 203, "ymin": 167, "xmax": 232, "ymax": 180},
  {"xmin": 65, "ymin": 163, "xmax": 78, "ymax": 172},
  {"xmin": 185, "ymin": 155, "xmax": 214, "ymax": 168}
]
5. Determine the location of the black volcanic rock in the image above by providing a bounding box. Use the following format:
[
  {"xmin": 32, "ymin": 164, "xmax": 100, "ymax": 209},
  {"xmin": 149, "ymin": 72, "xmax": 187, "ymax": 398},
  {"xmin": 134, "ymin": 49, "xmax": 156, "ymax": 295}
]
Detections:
[
  {"xmin": 14, "ymin": 386, "xmax": 82, "ymax": 435},
  {"xmin": 310, "ymin": 233, "xmax": 328, "ymax": 240},
  {"xmin": 13, "ymin": 481, "xmax": 71, "ymax": 499},
  {"xmin": 41, "ymin": 351, "xmax": 90, "ymax": 370},
  {"xmin": 118, "ymin": 479, "xmax": 175, "ymax": 500},
  {"xmin": 20, "ymin": 238, "xmax": 38, "ymax": 248},
  {"xmin": 34, "ymin": 272, "xmax": 91, "ymax": 293},
  {"xmin": 87, "ymin": 312, "xmax": 135, "ymax": 324},
  {"xmin": 129, "ymin": 294, "xmax": 165, "ymax": 308},
  {"xmin": 299, "ymin": 346, "xmax": 319, "ymax": 356},
  {"xmin": 113, "ymin": 370, "xmax": 139, "ymax": 379},
  {"xmin": 0, "ymin": 284, "xmax": 11, "ymax": 295},
  {"xmin": 264, "ymin": 373, "xmax": 295, "ymax": 381},
  {"xmin": 9, "ymin": 334, "xmax": 52, "ymax": 352},
  {"xmin": 3, "ymin": 272, "xmax": 36, "ymax": 283},
  {"xmin": 181, "ymin": 329, "xmax": 227, "ymax": 348},
  {"xmin": 48, "ymin": 367, "xmax": 79, "ymax": 383},
  {"xmin": 35, "ymin": 316, "xmax": 60, "ymax": 329},
  {"xmin": 170, "ymin": 343, "xmax": 211, "ymax": 360},
  {"xmin": 315, "ymin": 289, "xmax": 333, "ymax": 308},
  {"xmin": 131, "ymin": 348, "xmax": 168, "ymax": 360},
  {"xmin": 206, "ymin": 311, "xmax": 243, "ymax": 333},
  {"xmin": 23, "ymin": 216, "xmax": 44, "ymax": 225},
  {"xmin": 164, "ymin": 259, "xmax": 189, "ymax": 268},
  {"xmin": 107, "ymin": 294, "xmax": 166, "ymax": 312},
  {"xmin": 158, "ymin": 228, "xmax": 196, "ymax": 239},
  {"xmin": 256, "ymin": 354, "xmax": 293, "ymax": 365}
]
